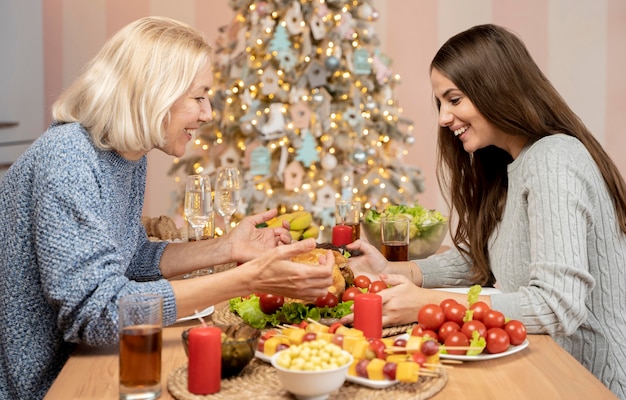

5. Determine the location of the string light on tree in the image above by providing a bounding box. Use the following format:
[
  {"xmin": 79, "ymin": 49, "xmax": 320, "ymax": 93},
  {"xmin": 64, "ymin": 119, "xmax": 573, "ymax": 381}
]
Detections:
[{"xmin": 170, "ymin": 0, "xmax": 425, "ymax": 242}]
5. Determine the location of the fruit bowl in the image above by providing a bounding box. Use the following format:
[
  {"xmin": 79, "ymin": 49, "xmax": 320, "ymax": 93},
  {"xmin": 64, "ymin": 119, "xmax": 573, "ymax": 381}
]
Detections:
[
  {"xmin": 271, "ymin": 342, "xmax": 353, "ymax": 400},
  {"xmin": 182, "ymin": 323, "xmax": 260, "ymax": 378},
  {"xmin": 362, "ymin": 218, "xmax": 448, "ymax": 259}
]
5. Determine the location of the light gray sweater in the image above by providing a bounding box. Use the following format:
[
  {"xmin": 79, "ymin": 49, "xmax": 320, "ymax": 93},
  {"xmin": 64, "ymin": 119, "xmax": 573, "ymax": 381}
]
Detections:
[
  {"xmin": 0, "ymin": 122, "xmax": 177, "ymax": 399},
  {"xmin": 419, "ymin": 135, "xmax": 626, "ymax": 398}
]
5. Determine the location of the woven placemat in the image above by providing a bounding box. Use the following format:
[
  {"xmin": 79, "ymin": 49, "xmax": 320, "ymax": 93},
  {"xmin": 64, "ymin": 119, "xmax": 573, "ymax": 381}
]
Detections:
[
  {"xmin": 168, "ymin": 358, "xmax": 447, "ymax": 400},
  {"xmin": 212, "ymin": 303, "xmax": 416, "ymax": 337}
]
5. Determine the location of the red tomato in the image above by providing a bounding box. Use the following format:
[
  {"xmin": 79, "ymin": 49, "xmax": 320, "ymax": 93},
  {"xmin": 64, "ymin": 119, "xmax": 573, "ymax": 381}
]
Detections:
[
  {"xmin": 258, "ymin": 293, "xmax": 285, "ymax": 314},
  {"xmin": 315, "ymin": 292, "xmax": 339, "ymax": 308},
  {"xmin": 438, "ymin": 321, "xmax": 461, "ymax": 343},
  {"xmin": 329, "ymin": 322, "xmax": 345, "ymax": 334},
  {"xmin": 422, "ymin": 330, "xmax": 439, "ymax": 341},
  {"xmin": 410, "ymin": 325, "xmax": 424, "ymax": 337},
  {"xmin": 486, "ymin": 327, "xmax": 510, "ymax": 354},
  {"xmin": 469, "ymin": 301, "xmax": 490, "ymax": 322},
  {"xmin": 417, "ymin": 304, "xmax": 445, "ymax": 331},
  {"xmin": 444, "ymin": 303, "xmax": 468, "ymax": 325},
  {"xmin": 440, "ymin": 298, "xmax": 459, "ymax": 313},
  {"xmin": 353, "ymin": 275, "xmax": 371, "ymax": 289},
  {"xmin": 504, "ymin": 320, "xmax": 527, "ymax": 346},
  {"xmin": 483, "ymin": 309, "xmax": 506, "ymax": 330},
  {"xmin": 341, "ymin": 287, "xmax": 362, "ymax": 302},
  {"xmin": 369, "ymin": 280, "xmax": 387, "ymax": 294},
  {"xmin": 461, "ymin": 320, "xmax": 487, "ymax": 339},
  {"xmin": 444, "ymin": 332, "xmax": 470, "ymax": 356}
]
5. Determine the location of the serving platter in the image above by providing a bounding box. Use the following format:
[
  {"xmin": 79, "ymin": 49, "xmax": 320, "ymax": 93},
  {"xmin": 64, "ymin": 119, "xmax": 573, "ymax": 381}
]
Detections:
[{"xmin": 440, "ymin": 338, "xmax": 529, "ymax": 361}]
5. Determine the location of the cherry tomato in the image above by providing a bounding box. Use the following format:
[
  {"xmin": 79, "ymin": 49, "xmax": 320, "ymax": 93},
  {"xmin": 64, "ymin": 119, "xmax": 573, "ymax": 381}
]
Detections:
[
  {"xmin": 315, "ymin": 292, "xmax": 339, "ymax": 308},
  {"xmin": 422, "ymin": 329, "xmax": 439, "ymax": 341},
  {"xmin": 417, "ymin": 304, "xmax": 445, "ymax": 331},
  {"xmin": 341, "ymin": 287, "xmax": 362, "ymax": 302},
  {"xmin": 353, "ymin": 275, "xmax": 372, "ymax": 289},
  {"xmin": 461, "ymin": 320, "xmax": 487, "ymax": 339},
  {"xmin": 504, "ymin": 320, "xmax": 527, "ymax": 345},
  {"xmin": 411, "ymin": 351, "xmax": 426, "ymax": 366},
  {"xmin": 483, "ymin": 309, "xmax": 506, "ymax": 330},
  {"xmin": 328, "ymin": 321, "xmax": 345, "ymax": 334},
  {"xmin": 410, "ymin": 325, "xmax": 424, "ymax": 337},
  {"xmin": 438, "ymin": 321, "xmax": 461, "ymax": 343},
  {"xmin": 369, "ymin": 280, "xmax": 387, "ymax": 294},
  {"xmin": 444, "ymin": 303, "xmax": 467, "ymax": 325},
  {"xmin": 444, "ymin": 331, "xmax": 470, "ymax": 356},
  {"xmin": 469, "ymin": 301, "xmax": 490, "ymax": 322},
  {"xmin": 258, "ymin": 293, "xmax": 284, "ymax": 314},
  {"xmin": 440, "ymin": 298, "xmax": 459, "ymax": 313},
  {"xmin": 486, "ymin": 327, "xmax": 510, "ymax": 354}
]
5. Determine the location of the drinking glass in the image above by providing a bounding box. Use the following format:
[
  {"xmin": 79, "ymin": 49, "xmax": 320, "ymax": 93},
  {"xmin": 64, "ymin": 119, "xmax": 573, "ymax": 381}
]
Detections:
[
  {"xmin": 380, "ymin": 215, "xmax": 410, "ymax": 261},
  {"xmin": 184, "ymin": 175, "xmax": 213, "ymax": 242},
  {"xmin": 119, "ymin": 294, "xmax": 163, "ymax": 400},
  {"xmin": 214, "ymin": 167, "xmax": 241, "ymax": 233}
]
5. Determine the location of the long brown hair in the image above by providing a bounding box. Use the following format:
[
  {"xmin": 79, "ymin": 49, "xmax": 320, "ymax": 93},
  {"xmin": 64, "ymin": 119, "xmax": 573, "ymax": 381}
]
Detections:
[{"xmin": 430, "ymin": 24, "xmax": 626, "ymax": 285}]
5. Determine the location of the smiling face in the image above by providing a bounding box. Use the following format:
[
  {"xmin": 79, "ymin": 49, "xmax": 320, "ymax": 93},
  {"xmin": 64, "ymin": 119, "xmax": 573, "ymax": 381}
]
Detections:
[
  {"xmin": 431, "ymin": 68, "xmax": 527, "ymax": 159},
  {"xmin": 159, "ymin": 62, "xmax": 213, "ymax": 158}
]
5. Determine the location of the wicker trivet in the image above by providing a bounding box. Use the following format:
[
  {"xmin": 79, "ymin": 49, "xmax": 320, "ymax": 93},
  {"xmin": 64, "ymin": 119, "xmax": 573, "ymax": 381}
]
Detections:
[
  {"xmin": 168, "ymin": 357, "xmax": 447, "ymax": 400},
  {"xmin": 212, "ymin": 303, "xmax": 417, "ymax": 337}
]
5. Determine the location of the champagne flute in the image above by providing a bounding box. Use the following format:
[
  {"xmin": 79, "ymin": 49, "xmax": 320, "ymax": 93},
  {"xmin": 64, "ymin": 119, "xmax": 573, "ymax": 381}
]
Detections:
[
  {"xmin": 184, "ymin": 175, "xmax": 213, "ymax": 242},
  {"xmin": 214, "ymin": 167, "xmax": 241, "ymax": 233}
]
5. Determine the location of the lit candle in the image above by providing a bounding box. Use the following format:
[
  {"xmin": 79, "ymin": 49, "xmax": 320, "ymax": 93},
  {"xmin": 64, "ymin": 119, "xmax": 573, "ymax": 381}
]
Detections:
[
  {"xmin": 332, "ymin": 225, "xmax": 353, "ymax": 247},
  {"xmin": 187, "ymin": 326, "xmax": 221, "ymax": 394},
  {"xmin": 353, "ymin": 293, "xmax": 382, "ymax": 339}
]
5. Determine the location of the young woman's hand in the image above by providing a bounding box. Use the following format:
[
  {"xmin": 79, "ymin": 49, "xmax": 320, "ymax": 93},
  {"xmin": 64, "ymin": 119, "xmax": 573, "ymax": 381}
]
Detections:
[{"xmin": 345, "ymin": 239, "xmax": 389, "ymax": 279}]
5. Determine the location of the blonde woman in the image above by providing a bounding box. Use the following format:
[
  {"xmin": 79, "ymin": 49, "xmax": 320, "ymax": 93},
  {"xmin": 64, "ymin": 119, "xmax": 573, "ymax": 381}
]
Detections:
[{"xmin": 0, "ymin": 16, "xmax": 333, "ymax": 399}]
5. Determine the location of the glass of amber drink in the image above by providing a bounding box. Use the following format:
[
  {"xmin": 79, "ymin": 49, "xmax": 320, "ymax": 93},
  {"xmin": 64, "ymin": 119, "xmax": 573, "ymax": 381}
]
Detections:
[
  {"xmin": 380, "ymin": 215, "xmax": 410, "ymax": 261},
  {"xmin": 119, "ymin": 294, "xmax": 163, "ymax": 400}
]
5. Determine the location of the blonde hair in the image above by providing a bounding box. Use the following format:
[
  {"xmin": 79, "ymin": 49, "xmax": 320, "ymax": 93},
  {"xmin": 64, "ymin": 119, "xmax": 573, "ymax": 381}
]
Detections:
[{"xmin": 52, "ymin": 16, "xmax": 212, "ymax": 152}]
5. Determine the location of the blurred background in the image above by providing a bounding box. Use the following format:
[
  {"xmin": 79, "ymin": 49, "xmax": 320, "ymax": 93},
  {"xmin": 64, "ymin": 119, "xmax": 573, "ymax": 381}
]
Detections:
[{"xmin": 2, "ymin": 0, "xmax": 625, "ymax": 236}]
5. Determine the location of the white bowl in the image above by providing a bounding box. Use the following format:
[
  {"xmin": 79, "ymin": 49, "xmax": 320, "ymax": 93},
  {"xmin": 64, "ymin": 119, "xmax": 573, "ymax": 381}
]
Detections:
[{"xmin": 270, "ymin": 351, "xmax": 352, "ymax": 400}]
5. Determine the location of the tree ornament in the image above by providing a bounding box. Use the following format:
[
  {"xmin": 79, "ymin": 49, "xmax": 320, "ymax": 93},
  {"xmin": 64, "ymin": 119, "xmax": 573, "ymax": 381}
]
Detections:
[
  {"xmin": 325, "ymin": 55, "xmax": 340, "ymax": 71},
  {"xmin": 350, "ymin": 149, "xmax": 367, "ymax": 165}
]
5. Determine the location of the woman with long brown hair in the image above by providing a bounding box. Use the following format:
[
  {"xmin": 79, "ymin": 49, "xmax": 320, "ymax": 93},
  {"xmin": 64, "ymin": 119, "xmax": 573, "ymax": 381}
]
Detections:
[{"xmin": 344, "ymin": 24, "xmax": 626, "ymax": 398}]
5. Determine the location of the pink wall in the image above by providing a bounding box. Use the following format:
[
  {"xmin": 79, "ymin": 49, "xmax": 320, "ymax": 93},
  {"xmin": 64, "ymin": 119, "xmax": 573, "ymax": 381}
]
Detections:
[{"xmin": 42, "ymin": 0, "xmax": 626, "ymax": 220}]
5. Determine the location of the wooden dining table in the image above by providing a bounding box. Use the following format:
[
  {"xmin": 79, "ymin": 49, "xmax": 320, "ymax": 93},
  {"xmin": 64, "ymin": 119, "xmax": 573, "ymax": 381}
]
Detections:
[{"xmin": 44, "ymin": 303, "xmax": 617, "ymax": 400}]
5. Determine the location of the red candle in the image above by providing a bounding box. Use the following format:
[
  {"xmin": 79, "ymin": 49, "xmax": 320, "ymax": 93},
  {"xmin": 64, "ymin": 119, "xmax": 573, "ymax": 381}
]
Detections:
[
  {"xmin": 353, "ymin": 293, "xmax": 382, "ymax": 339},
  {"xmin": 332, "ymin": 225, "xmax": 353, "ymax": 247},
  {"xmin": 187, "ymin": 326, "xmax": 221, "ymax": 394}
]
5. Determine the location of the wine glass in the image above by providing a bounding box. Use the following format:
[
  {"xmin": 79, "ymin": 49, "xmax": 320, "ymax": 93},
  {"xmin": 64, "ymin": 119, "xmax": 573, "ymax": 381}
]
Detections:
[
  {"xmin": 184, "ymin": 175, "xmax": 213, "ymax": 242},
  {"xmin": 214, "ymin": 167, "xmax": 241, "ymax": 233}
]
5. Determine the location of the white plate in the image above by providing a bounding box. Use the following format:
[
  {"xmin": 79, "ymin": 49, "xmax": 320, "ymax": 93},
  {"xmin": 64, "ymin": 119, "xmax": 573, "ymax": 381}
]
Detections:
[
  {"xmin": 345, "ymin": 375, "xmax": 398, "ymax": 389},
  {"xmin": 176, "ymin": 305, "xmax": 215, "ymax": 323},
  {"xmin": 395, "ymin": 333, "xmax": 529, "ymax": 361},
  {"xmin": 256, "ymin": 350, "xmax": 398, "ymax": 389},
  {"xmin": 440, "ymin": 338, "xmax": 529, "ymax": 361},
  {"xmin": 255, "ymin": 350, "xmax": 271, "ymax": 363}
]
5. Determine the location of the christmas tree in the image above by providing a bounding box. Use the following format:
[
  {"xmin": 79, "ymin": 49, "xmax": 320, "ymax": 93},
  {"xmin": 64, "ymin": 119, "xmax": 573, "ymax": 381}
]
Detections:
[{"xmin": 170, "ymin": 0, "xmax": 424, "ymax": 242}]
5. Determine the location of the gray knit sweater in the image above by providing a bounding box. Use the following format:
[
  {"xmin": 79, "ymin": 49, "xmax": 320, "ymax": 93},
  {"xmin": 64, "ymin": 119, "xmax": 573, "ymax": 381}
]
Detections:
[
  {"xmin": 419, "ymin": 135, "xmax": 626, "ymax": 398},
  {"xmin": 0, "ymin": 122, "xmax": 177, "ymax": 399}
]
